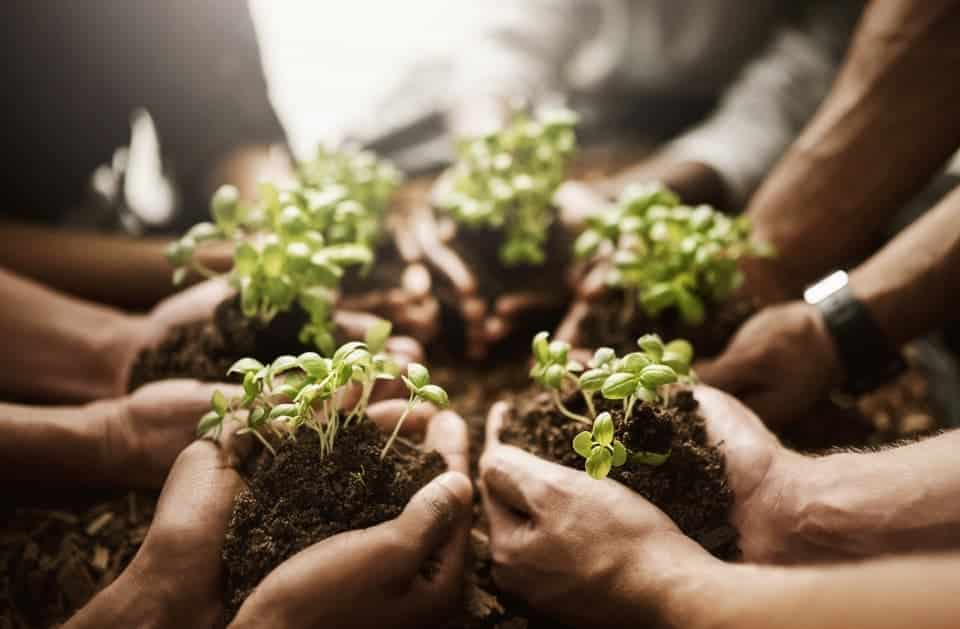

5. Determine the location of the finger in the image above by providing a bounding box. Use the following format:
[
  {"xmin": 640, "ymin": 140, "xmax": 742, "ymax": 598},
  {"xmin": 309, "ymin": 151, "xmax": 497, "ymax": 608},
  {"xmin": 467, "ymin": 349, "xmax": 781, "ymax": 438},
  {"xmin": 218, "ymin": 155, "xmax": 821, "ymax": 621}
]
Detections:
[
  {"xmin": 554, "ymin": 180, "xmax": 609, "ymax": 230},
  {"xmin": 392, "ymin": 217, "xmax": 423, "ymax": 263},
  {"xmin": 411, "ymin": 206, "xmax": 477, "ymax": 295},
  {"xmin": 423, "ymin": 411, "xmax": 469, "ymax": 475},
  {"xmin": 692, "ymin": 385, "xmax": 780, "ymax": 447},
  {"xmin": 553, "ymin": 300, "xmax": 590, "ymax": 345},
  {"xmin": 462, "ymin": 296, "xmax": 487, "ymax": 324},
  {"xmin": 694, "ymin": 350, "xmax": 756, "ymax": 394},
  {"xmin": 485, "ymin": 400, "xmax": 510, "ymax": 447},
  {"xmin": 484, "ymin": 315, "xmax": 510, "ymax": 344},
  {"xmin": 391, "ymin": 471, "xmax": 474, "ymax": 567},
  {"xmin": 479, "ymin": 445, "xmax": 547, "ymax": 518},
  {"xmin": 385, "ymin": 335, "xmax": 424, "ymax": 364},
  {"xmin": 334, "ymin": 309, "xmax": 390, "ymax": 340},
  {"xmin": 149, "ymin": 277, "xmax": 235, "ymax": 328},
  {"xmin": 366, "ymin": 398, "xmax": 438, "ymax": 436},
  {"xmin": 494, "ymin": 292, "xmax": 557, "ymax": 317},
  {"xmin": 579, "ymin": 262, "xmax": 610, "ymax": 300},
  {"xmin": 402, "ymin": 263, "xmax": 431, "ymax": 299},
  {"xmin": 740, "ymin": 390, "xmax": 797, "ymax": 428},
  {"xmin": 338, "ymin": 290, "xmax": 387, "ymax": 312}
]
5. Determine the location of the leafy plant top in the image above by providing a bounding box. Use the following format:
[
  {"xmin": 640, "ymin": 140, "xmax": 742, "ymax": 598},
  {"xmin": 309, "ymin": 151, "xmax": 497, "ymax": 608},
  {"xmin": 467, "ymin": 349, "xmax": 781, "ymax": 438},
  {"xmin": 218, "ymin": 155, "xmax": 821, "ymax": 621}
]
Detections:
[
  {"xmin": 198, "ymin": 323, "xmax": 448, "ymax": 460},
  {"xmin": 165, "ymin": 146, "xmax": 402, "ymax": 354},
  {"xmin": 573, "ymin": 182, "xmax": 774, "ymax": 325},
  {"xmin": 436, "ymin": 107, "xmax": 578, "ymax": 266},
  {"xmin": 530, "ymin": 331, "xmax": 695, "ymax": 479}
]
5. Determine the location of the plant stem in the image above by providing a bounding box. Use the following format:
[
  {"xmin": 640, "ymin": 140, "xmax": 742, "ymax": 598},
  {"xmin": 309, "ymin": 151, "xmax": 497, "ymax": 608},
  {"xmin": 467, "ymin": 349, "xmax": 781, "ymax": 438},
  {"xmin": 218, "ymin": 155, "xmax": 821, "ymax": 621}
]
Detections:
[
  {"xmin": 552, "ymin": 390, "xmax": 592, "ymax": 425},
  {"xmin": 380, "ymin": 395, "xmax": 416, "ymax": 460},
  {"xmin": 581, "ymin": 390, "xmax": 597, "ymax": 420},
  {"xmin": 624, "ymin": 395, "xmax": 636, "ymax": 421}
]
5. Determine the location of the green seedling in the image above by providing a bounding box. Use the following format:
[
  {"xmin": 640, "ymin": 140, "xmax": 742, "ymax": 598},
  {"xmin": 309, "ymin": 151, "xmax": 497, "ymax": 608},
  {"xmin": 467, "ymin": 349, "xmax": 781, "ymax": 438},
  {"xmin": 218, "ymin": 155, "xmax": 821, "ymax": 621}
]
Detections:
[
  {"xmin": 437, "ymin": 107, "xmax": 578, "ymax": 266},
  {"xmin": 530, "ymin": 331, "xmax": 696, "ymax": 479},
  {"xmin": 197, "ymin": 323, "xmax": 448, "ymax": 460},
  {"xmin": 165, "ymin": 146, "xmax": 402, "ymax": 354},
  {"xmin": 573, "ymin": 182, "xmax": 774, "ymax": 326}
]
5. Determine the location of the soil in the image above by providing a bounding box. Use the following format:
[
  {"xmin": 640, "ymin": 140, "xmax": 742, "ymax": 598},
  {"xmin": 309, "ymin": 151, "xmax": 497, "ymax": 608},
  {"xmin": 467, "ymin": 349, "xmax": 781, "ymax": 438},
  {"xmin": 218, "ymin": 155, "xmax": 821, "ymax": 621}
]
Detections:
[
  {"xmin": 577, "ymin": 290, "xmax": 757, "ymax": 357},
  {"xmin": 128, "ymin": 296, "xmax": 310, "ymax": 390},
  {"xmin": 221, "ymin": 419, "xmax": 446, "ymax": 623}
]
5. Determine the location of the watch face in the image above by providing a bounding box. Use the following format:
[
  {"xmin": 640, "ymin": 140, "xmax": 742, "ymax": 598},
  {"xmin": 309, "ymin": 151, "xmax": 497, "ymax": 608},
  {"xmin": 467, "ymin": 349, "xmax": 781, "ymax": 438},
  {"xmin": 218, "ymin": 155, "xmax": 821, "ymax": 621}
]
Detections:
[{"xmin": 804, "ymin": 270, "xmax": 849, "ymax": 305}]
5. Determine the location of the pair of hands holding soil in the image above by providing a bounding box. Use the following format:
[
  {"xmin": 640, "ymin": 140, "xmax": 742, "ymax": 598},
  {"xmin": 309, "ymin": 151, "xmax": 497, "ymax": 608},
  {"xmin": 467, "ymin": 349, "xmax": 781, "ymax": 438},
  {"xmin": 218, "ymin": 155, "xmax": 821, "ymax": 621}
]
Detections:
[{"xmin": 67, "ymin": 401, "xmax": 473, "ymax": 629}]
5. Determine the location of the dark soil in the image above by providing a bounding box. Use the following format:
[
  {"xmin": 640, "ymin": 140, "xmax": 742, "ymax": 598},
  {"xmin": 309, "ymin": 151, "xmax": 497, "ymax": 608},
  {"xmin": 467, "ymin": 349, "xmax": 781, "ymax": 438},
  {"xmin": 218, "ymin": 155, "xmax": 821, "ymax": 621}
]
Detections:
[
  {"xmin": 577, "ymin": 290, "xmax": 757, "ymax": 357},
  {"xmin": 221, "ymin": 419, "xmax": 446, "ymax": 623},
  {"xmin": 500, "ymin": 388, "xmax": 737, "ymax": 559},
  {"xmin": 128, "ymin": 296, "xmax": 310, "ymax": 390}
]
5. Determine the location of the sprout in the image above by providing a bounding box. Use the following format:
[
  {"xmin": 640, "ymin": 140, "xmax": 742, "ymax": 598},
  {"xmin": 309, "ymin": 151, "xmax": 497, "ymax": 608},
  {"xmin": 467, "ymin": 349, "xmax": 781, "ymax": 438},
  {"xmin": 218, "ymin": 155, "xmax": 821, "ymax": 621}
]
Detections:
[
  {"xmin": 196, "ymin": 329, "xmax": 447, "ymax": 460},
  {"xmin": 573, "ymin": 182, "xmax": 774, "ymax": 325},
  {"xmin": 165, "ymin": 146, "xmax": 403, "ymax": 355},
  {"xmin": 529, "ymin": 332, "xmax": 696, "ymax": 479},
  {"xmin": 438, "ymin": 107, "xmax": 578, "ymax": 266}
]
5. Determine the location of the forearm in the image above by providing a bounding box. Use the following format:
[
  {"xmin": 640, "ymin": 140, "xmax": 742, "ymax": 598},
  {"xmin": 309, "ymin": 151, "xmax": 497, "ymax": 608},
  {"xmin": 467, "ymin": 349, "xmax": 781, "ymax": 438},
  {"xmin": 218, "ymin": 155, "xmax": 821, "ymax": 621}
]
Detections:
[
  {"xmin": 681, "ymin": 554, "xmax": 960, "ymax": 629},
  {"xmin": 0, "ymin": 267, "xmax": 145, "ymax": 401},
  {"xmin": 0, "ymin": 400, "xmax": 115, "ymax": 486},
  {"xmin": 64, "ymin": 564, "xmax": 175, "ymax": 629},
  {"xmin": 849, "ymin": 184, "xmax": 960, "ymax": 346},
  {"xmin": 0, "ymin": 220, "xmax": 179, "ymax": 309},
  {"xmin": 776, "ymin": 431, "xmax": 960, "ymax": 561},
  {"xmin": 746, "ymin": 0, "xmax": 960, "ymax": 295}
]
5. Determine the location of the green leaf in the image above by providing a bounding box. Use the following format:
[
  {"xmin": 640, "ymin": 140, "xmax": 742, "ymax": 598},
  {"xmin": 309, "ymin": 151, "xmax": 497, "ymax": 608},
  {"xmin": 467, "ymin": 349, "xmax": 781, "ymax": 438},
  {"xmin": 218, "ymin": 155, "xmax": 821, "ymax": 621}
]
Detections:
[
  {"xmin": 601, "ymin": 372, "xmax": 639, "ymax": 400},
  {"xmin": 620, "ymin": 352, "xmax": 652, "ymax": 374},
  {"xmin": 572, "ymin": 431, "xmax": 593, "ymax": 458},
  {"xmin": 197, "ymin": 410, "xmax": 223, "ymax": 437},
  {"xmin": 234, "ymin": 242, "xmax": 258, "ymax": 275},
  {"xmin": 210, "ymin": 390, "xmax": 228, "ymax": 416},
  {"xmin": 364, "ymin": 319, "xmax": 392, "ymax": 354},
  {"xmin": 586, "ymin": 447, "xmax": 613, "ymax": 480},
  {"xmin": 674, "ymin": 286, "xmax": 705, "ymax": 325},
  {"xmin": 172, "ymin": 267, "xmax": 188, "ymax": 286},
  {"xmin": 227, "ymin": 357, "xmax": 265, "ymax": 377},
  {"xmin": 417, "ymin": 384, "xmax": 449, "ymax": 407},
  {"xmin": 639, "ymin": 364, "xmax": 678, "ymax": 388},
  {"xmin": 592, "ymin": 412, "xmax": 615, "ymax": 446},
  {"xmin": 590, "ymin": 347, "xmax": 616, "ymax": 368},
  {"xmin": 578, "ymin": 368, "xmax": 608, "ymax": 393},
  {"xmin": 249, "ymin": 406, "xmax": 268, "ymax": 428},
  {"xmin": 261, "ymin": 243, "xmax": 286, "ymax": 277},
  {"xmin": 637, "ymin": 334, "xmax": 664, "ymax": 362},
  {"xmin": 269, "ymin": 403, "xmax": 299, "ymax": 419},
  {"xmin": 532, "ymin": 331, "xmax": 550, "ymax": 364},
  {"xmin": 664, "ymin": 339, "xmax": 694, "ymax": 366},
  {"xmin": 211, "ymin": 184, "xmax": 239, "ymax": 226},
  {"xmin": 322, "ymin": 243, "xmax": 374, "ymax": 267},
  {"xmin": 333, "ymin": 341, "xmax": 366, "ymax": 362},
  {"xmin": 407, "ymin": 363, "xmax": 430, "ymax": 389},
  {"xmin": 612, "ymin": 440, "xmax": 627, "ymax": 467},
  {"xmin": 548, "ymin": 340, "xmax": 570, "ymax": 364},
  {"xmin": 186, "ymin": 221, "xmax": 220, "ymax": 242},
  {"xmin": 573, "ymin": 229, "xmax": 603, "ymax": 259},
  {"xmin": 544, "ymin": 363, "xmax": 565, "ymax": 389},
  {"xmin": 630, "ymin": 449, "xmax": 671, "ymax": 467},
  {"xmin": 297, "ymin": 352, "xmax": 328, "ymax": 377}
]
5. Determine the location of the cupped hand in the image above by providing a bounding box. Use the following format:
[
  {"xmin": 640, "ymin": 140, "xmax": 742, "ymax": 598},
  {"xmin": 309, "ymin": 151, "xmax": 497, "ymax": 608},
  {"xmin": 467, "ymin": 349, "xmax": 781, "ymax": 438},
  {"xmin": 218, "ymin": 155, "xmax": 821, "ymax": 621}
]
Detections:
[
  {"xmin": 696, "ymin": 300, "xmax": 842, "ymax": 427},
  {"xmin": 479, "ymin": 402, "xmax": 718, "ymax": 626}
]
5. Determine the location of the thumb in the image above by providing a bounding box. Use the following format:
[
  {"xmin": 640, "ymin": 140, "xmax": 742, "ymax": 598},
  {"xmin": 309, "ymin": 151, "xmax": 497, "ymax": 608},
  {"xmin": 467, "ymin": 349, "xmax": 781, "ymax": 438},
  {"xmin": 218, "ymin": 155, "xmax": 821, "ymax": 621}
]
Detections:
[
  {"xmin": 392, "ymin": 471, "xmax": 473, "ymax": 565},
  {"xmin": 695, "ymin": 349, "xmax": 748, "ymax": 393}
]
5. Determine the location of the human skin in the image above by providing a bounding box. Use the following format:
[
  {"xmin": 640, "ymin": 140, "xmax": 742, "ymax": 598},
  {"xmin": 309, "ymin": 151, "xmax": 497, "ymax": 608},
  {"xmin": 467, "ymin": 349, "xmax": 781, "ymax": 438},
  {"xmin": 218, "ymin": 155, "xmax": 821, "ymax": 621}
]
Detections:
[
  {"xmin": 479, "ymin": 388, "xmax": 960, "ymax": 627},
  {"xmin": 63, "ymin": 408, "xmax": 473, "ymax": 629}
]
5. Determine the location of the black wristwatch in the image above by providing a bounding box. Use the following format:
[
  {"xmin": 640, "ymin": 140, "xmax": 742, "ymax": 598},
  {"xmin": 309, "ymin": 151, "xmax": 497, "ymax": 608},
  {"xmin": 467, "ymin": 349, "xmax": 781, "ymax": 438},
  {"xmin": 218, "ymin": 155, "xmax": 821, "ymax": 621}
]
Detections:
[{"xmin": 804, "ymin": 271, "xmax": 906, "ymax": 395}]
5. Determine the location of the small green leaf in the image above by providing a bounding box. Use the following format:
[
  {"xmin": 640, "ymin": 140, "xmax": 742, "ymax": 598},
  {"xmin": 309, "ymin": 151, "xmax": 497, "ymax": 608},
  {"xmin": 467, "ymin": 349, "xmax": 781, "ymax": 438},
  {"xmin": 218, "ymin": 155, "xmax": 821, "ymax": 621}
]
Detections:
[
  {"xmin": 297, "ymin": 352, "xmax": 328, "ymax": 377},
  {"xmin": 578, "ymin": 368, "xmax": 607, "ymax": 393},
  {"xmin": 573, "ymin": 431, "xmax": 593, "ymax": 458},
  {"xmin": 322, "ymin": 243, "xmax": 374, "ymax": 267},
  {"xmin": 637, "ymin": 334, "xmax": 664, "ymax": 361},
  {"xmin": 548, "ymin": 340, "xmax": 569, "ymax": 364},
  {"xmin": 234, "ymin": 242, "xmax": 258, "ymax": 275},
  {"xmin": 631, "ymin": 449, "xmax": 671, "ymax": 467},
  {"xmin": 249, "ymin": 406, "xmax": 268, "ymax": 427},
  {"xmin": 586, "ymin": 447, "xmax": 613, "ymax": 480},
  {"xmin": 592, "ymin": 412, "xmax": 615, "ymax": 446},
  {"xmin": 261, "ymin": 243, "xmax": 286, "ymax": 277},
  {"xmin": 532, "ymin": 332, "xmax": 550, "ymax": 364},
  {"xmin": 640, "ymin": 364, "xmax": 678, "ymax": 388},
  {"xmin": 620, "ymin": 352, "xmax": 652, "ymax": 374},
  {"xmin": 364, "ymin": 319, "xmax": 392, "ymax": 354},
  {"xmin": 407, "ymin": 363, "xmax": 430, "ymax": 389},
  {"xmin": 227, "ymin": 358, "xmax": 265, "ymax": 377},
  {"xmin": 612, "ymin": 440, "xmax": 627, "ymax": 467},
  {"xmin": 172, "ymin": 267, "xmax": 188, "ymax": 286},
  {"xmin": 269, "ymin": 403, "xmax": 298, "ymax": 419},
  {"xmin": 573, "ymin": 229, "xmax": 603, "ymax": 259},
  {"xmin": 590, "ymin": 347, "xmax": 616, "ymax": 368},
  {"xmin": 197, "ymin": 411, "xmax": 223, "ymax": 437},
  {"xmin": 601, "ymin": 373, "xmax": 639, "ymax": 400},
  {"xmin": 417, "ymin": 384, "xmax": 449, "ymax": 407},
  {"xmin": 544, "ymin": 363, "xmax": 565, "ymax": 389},
  {"xmin": 211, "ymin": 390, "xmax": 228, "ymax": 416}
]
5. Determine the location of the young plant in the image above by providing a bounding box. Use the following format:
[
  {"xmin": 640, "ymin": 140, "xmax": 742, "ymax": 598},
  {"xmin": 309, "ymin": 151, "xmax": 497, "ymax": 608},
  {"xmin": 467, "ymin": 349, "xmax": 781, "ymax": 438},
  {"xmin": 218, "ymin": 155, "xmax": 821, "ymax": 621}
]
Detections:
[
  {"xmin": 165, "ymin": 147, "xmax": 403, "ymax": 354},
  {"xmin": 529, "ymin": 332, "xmax": 696, "ymax": 479},
  {"xmin": 436, "ymin": 107, "xmax": 578, "ymax": 266},
  {"xmin": 197, "ymin": 323, "xmax": 448, "ymax": 460},
  {"xmin": 573, "ymin": 182, "xmax": 774, "ymax": 325}
]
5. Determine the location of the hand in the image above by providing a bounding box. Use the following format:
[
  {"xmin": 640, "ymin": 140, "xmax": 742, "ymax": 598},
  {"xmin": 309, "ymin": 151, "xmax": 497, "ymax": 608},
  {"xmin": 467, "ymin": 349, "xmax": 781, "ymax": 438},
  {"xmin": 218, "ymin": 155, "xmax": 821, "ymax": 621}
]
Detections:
[
  {"xmin": 69, "ymin": 403, "xmax": 472, "ymax": 629},
  {"xmin": 696, "ymin": 301, "xmax": 842, "ymax": 427},
  {"xmin": 479, "ymin": 401, "xmax": 721, "ymax": 626}
]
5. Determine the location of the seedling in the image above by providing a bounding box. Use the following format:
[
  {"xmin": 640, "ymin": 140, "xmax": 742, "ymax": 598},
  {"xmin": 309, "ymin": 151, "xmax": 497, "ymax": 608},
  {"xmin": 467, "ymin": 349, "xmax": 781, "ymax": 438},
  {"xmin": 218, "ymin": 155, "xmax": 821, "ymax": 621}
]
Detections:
[
  {"xmin": 197, "ymin": 323, "xmax": 448, "ymax": 460},
  {"xmin": 573, "ymin": 182, "xmax": 774, "ymax": 325},
  {"xmin": 436, "ymin": 107, "xmax": 578, "ymax": 266},
  {"xmin": 530, "ymin": 331, "xmax": 695, "ymax": 479},
  {"xmin": 165, "ymin": 147, "xmax": 402, "ymax": 354}
]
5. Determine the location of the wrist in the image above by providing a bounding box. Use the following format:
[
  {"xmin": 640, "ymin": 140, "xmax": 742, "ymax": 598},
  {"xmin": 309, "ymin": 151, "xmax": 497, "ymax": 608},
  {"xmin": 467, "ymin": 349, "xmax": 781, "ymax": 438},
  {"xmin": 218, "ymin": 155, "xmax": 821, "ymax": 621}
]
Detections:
[{"xmin": 66, "ymin": 567, "xmax": 170, "ymax": 629}]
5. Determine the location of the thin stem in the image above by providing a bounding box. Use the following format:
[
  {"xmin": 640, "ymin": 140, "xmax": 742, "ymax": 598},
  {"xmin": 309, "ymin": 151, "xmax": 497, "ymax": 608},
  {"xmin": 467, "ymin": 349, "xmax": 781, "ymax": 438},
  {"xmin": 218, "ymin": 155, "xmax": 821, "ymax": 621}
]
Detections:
[
  {"xmin": 381, "ymin": 396, "xmax": 415, "ymax": 460},
  {"xmin": 552, "ymin": 390, "xmax": 592, "ymax": 425},
  {"xmin": 581, "ymin": 390, "xmax": 596, "ymax": 420},
  {"xmin": 189, "ymin": 260, "xmax": 221, "ymax": 280},
  {"xmin": 624, "ymin": 395, "xmax": 636, "ymax": 421}
]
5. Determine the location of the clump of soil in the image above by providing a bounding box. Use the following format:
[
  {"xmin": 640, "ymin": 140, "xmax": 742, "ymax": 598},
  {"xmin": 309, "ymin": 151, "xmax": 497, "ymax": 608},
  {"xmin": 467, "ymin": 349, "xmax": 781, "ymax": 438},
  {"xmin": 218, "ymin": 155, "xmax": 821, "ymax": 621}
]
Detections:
[
  {"xmin": 128, "ymin": 296, "xmax": 309, "ymax": 390},
  {"xmin": 222, "ymin": 420, "xmax": 446, "ymax": 622},
  {"xmin": 577, "ymin": 291, "xmax": 756, "ymax": 357},
  {"xmin": 498, "ymin": 388, "xmax": 738, "ymax": 559}
]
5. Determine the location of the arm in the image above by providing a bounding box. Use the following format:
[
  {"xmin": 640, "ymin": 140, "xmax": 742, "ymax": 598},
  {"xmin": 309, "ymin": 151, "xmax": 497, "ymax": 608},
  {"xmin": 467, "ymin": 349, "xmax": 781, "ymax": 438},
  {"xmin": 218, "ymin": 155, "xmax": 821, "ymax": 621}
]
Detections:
[
  {"xmin": 0, "ymin": 267, "xmax": 147, "ymax": 401},
  {"xmin": 745, "ymin": 0, "xmax": 960, "ymax": 298},
  {"xmin": 649, "ymin": 1, "xmax": 860, "ymax": 208}
]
